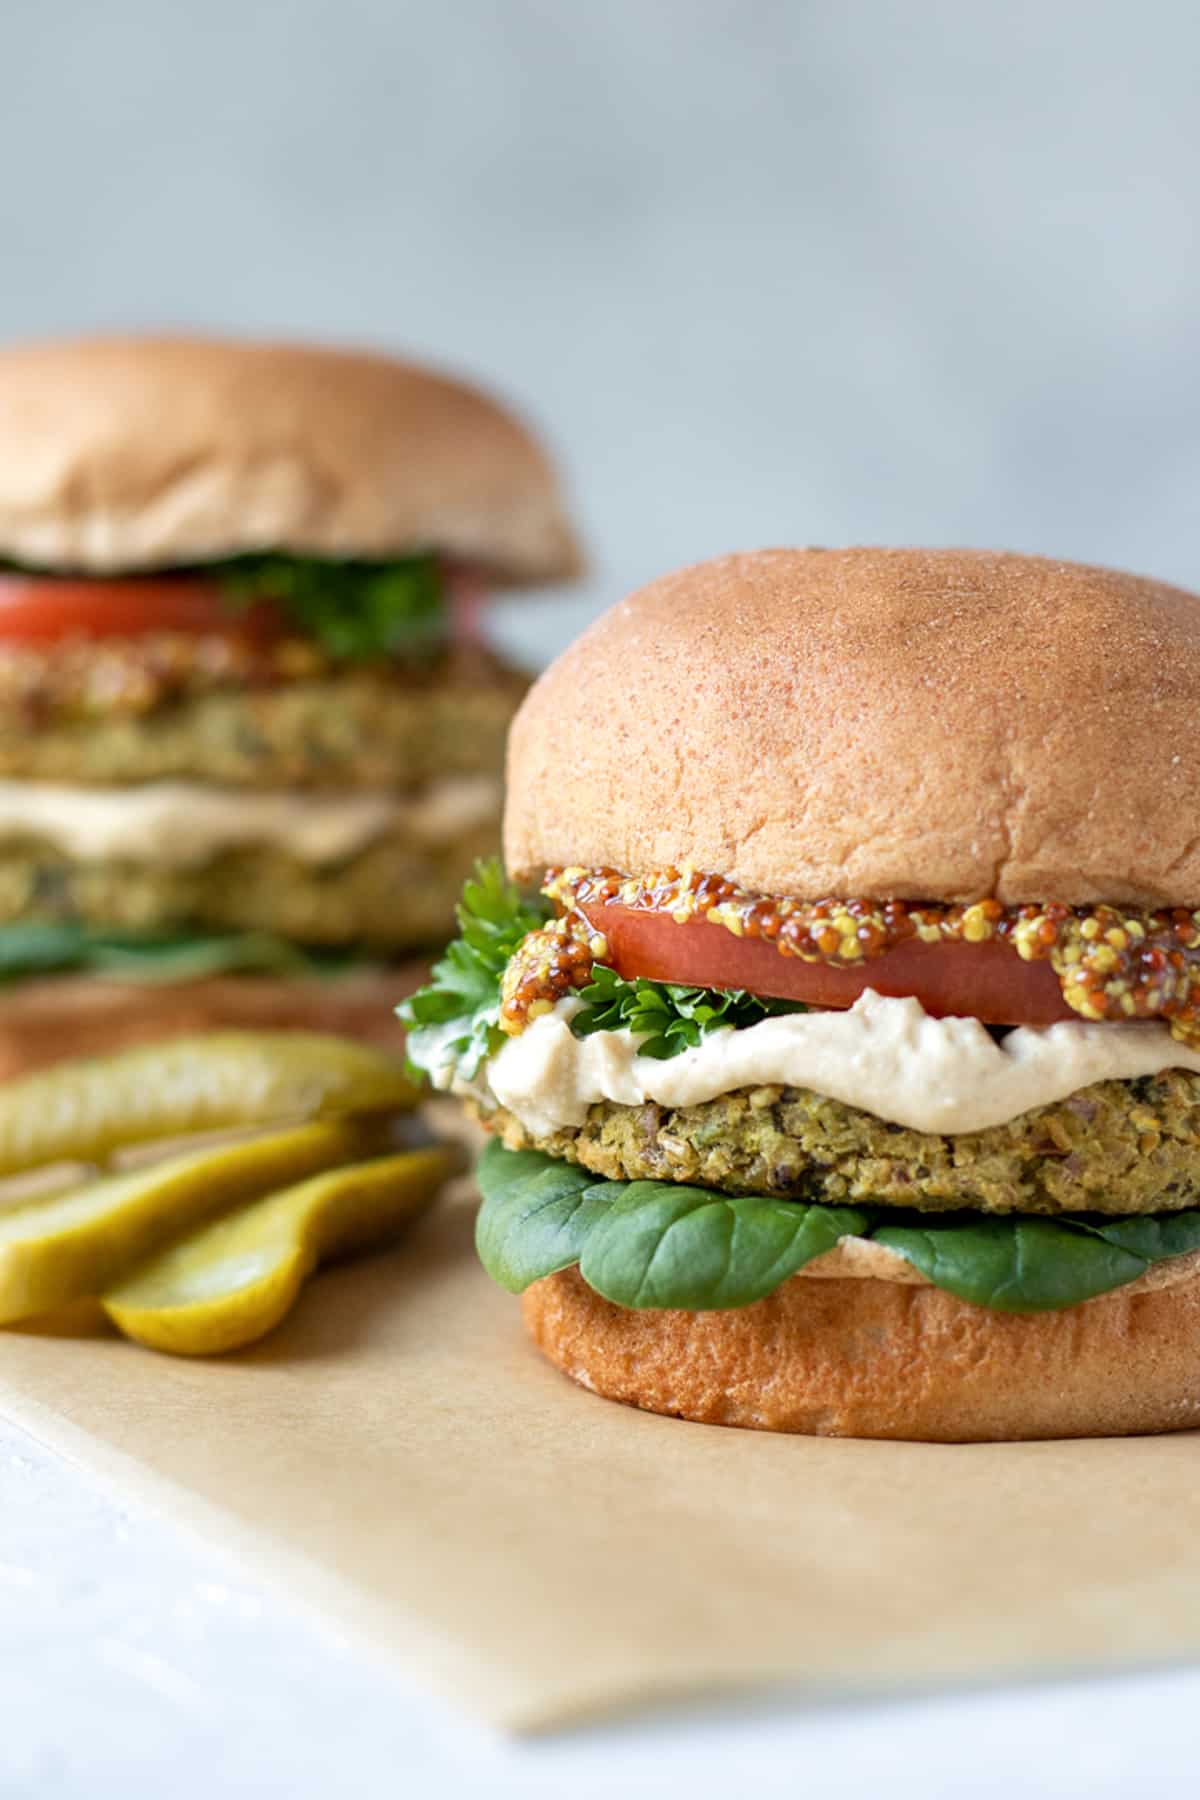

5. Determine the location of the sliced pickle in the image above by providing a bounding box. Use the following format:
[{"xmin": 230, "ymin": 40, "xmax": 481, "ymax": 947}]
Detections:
[
  {"xmin": 0, "ymin": 1033, "xmax": 416, "ymax": 1178},
  {"xmin": 103, "ymin": 1145, "xmax": 458, "ymax": 1356},
  {"xmin": 0, "ymin": 1118, "xmax": 381, "ymax": 1324}
]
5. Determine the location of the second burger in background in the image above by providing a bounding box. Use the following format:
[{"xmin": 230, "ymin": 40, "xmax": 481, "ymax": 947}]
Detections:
[{"xmin": 0, "ymin": 335, "xmax": 581, "ymax": 1073}]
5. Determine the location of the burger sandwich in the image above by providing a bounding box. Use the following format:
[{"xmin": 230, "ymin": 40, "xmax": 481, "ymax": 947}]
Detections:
[
  {"xmin": 0, "ymin": 335, "xmax": 580, "ymax": 1074},
  {"xmin": 407, "ymin": 547, "xmax": 1200, "ymax": 1441}
]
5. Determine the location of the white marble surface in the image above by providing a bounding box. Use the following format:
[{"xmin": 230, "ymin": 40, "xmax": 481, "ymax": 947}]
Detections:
[{"xmin": 2, "ymin": 1408, "xmax": 1197, "ymax": 1799}]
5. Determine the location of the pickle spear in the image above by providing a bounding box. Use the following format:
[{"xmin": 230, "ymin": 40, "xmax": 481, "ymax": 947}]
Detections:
[
  {"xmin": 104, "ymin": 1145, "xmax": 459, "ymax": 1356},
  {"xmin": 0, "ymin": 1118, "xmax": 380, "ymax": 1324},
  {"xmin": 0, "ymin": 1033, "xmax": 416, "ymax": 1178}
]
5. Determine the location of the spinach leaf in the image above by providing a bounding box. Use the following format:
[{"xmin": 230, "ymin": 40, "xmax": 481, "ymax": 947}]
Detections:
[
  {"xmin": 871, "ymin": 1215, "xmax": 1150, "ymax": 1312},
  {"xmin": 578, "ymin": 1182, "xmax": 869, "ymax": 1310},
  {"xmin": 475, "ymin": 1142, "xmax": 866, "ymax": 1309},
  {"xmin": 474, "ymin": 1138, "xmax": 616, "ymax": 1292},
  {"xmin": 1076, "ymin": 1213, "xmax": 1200, "ymax": 1263},
  {"xmin": 0, "ymin": 922, "xmax": 358, "ymax": 985},
  {"xmin": 0, "ymin": 923, "xmax": 101, "ymax": 979},
  {"xmin": 473, "ymin": 1143, "xmax": 1200, "ymax": 1315}
]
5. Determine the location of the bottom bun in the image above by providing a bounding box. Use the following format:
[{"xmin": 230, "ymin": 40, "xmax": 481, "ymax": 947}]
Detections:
[
  {"xmin": 521, "ymin": 1265, "xmax": 1200, "ymax": 1441},
  {"xmin": 0, "ymin": 966, "xmax": 427, "ymax": 1078}
]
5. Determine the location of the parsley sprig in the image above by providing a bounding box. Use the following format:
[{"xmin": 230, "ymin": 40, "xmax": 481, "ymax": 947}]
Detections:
[
  {"xmin": 401, "ymin": 860, "xmax": 807, "ymax": 1083},
  {"xmin": 212, "ymin": 552, "xmax": 445, "ymax": 661},
  {"xmin": 572, "ymin": 964, "xmax": 806, "ymax": 1058},
  {"xmin": 399, "ymin": 862, "xmax": 552, "ymax": 1080}
]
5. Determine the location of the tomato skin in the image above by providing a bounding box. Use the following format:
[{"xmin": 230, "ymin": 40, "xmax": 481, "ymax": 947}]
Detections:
[
  {"xmin": 0, "ymin": 575, "xmax": 281, "ymax": 642},
  {"xmin": 0, "ymin": 562, "xmax": 483, "ymax": 646},
  {"xmin": 578, "ymin": 901, "xmax": 1079, "ymax": 1028},
  {"xmin": 443, "ymin": 562, "xmax": 488, "ymax": 644}
]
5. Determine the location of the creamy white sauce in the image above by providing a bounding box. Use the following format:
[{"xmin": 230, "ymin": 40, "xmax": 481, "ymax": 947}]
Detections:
[
  {"xmin": 439, "ymin": 989, "xmax": 1200, "ymax": 1137},
  {"xmin": 0, "ymin": 775, "xmax": 501, "ymax": 869}
]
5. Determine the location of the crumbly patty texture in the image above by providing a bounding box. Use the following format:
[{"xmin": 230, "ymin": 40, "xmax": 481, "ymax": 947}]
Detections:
[
  {"xmin": 0, "ymin": 644, "xmax": 526, "ymax": 787},
  {"xmin": 481, "ymin": 1070, "xmax": 1200, "ymax": 1216},
  {"xmin": 0, "ymin": 820, "xmax": 498, "ymax": 950}
]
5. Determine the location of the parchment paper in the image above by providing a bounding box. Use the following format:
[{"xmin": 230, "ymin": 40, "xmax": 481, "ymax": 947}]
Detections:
[{"xmin": 3, "ymin": 1178, "xmax": 1200, "ymax": 1732}]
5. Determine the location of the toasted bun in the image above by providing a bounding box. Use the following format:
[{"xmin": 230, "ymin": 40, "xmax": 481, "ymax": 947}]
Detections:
[
  {"xmin": 505, "ymin": 547, "xmax": 1200, "ymax": 906},
  {"xmin": 0, "ymin": 336, "xmax": 581, "ymax": 583},
  {"xmin": 522, "ymin": 1260, "xmax": 1200, "ymax": 1441},
  {"xmin": 0, "ymin": 966, "xmax": 426, "ymax": 1079}
]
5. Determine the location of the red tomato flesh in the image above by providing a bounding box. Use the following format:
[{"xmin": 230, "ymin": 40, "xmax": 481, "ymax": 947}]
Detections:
[
  {"xmin": 443, "ymin": 562, "xmax": 488, "ymax": 644},
  {"xmin": 579, "ymin": 900, "xmax": 1079, "ymax": 1028},
  {"xmin": 0, "ymin": 575, "xmax": 281, "ymax": 641}
]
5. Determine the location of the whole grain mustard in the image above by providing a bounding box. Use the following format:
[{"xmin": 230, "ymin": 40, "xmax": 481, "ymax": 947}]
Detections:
[{"xmin": 497, "ymin": 866, "xmax": 1200, "ymax": 1047}]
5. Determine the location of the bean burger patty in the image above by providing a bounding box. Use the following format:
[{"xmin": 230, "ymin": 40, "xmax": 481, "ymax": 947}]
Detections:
[
  {"xmin": 0, "ymin": 638, "xmax": 524, "ymax": 788},
  {"xmin": 479, "ymin": 1070, "xmax": 1200, "ymax": 1217}
]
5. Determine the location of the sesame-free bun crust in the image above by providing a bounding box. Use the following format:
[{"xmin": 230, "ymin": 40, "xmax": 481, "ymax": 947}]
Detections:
[
  {"xmin": 0, "ymin": 965, "xmax": 427, "ymax": 1079},
  {"xmin": 0, "ymin": 336, "xmax": 581, "ymax": 583},
  {"xmin": 522, "ymin": 1260, "xmax": 1200, "ymax": 1441},
  {"xmin": 506, "ymin": 547, "xmax": 1200, "ymax": 906}
]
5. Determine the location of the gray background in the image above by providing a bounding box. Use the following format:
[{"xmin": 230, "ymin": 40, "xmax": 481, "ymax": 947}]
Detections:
[
  {"xmin": 2, "ymin": 9, "xmax": 1200, "ymax": 1792},
  {"xmin": 2, "ymin": 0, "xmax": 1197, "ymax": 663}
]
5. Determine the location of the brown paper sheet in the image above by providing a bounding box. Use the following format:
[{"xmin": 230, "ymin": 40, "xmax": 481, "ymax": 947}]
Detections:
[{"xmin": 3, "ymin": 1180, "xmax": 1200, "ymax": 1732}]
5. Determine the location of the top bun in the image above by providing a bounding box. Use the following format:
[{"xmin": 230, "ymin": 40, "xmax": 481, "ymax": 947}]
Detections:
[
  {"xmin": 0, "ymin": 335, "xmax": 581, "ymax": 583},
  {"xmin": 505, "ymin": 547, "xmax": 1200, "ymax": 907}
]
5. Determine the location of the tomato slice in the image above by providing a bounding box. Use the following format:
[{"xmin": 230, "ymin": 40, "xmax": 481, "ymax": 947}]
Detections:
[
  {"xmin": 444, "ymin": 562, "xmax": 488, "ymax": 644},
  {"xmin": 0, "ymin": 575, "xmax": 281, "ymax": 642},
  {"xmin": 0, "ymin": 563, "xmax": 482, "ymax": 646},
  {"xmin": 578, "ymin": 901, "xmax": 1078, "ymax": 1028}
]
